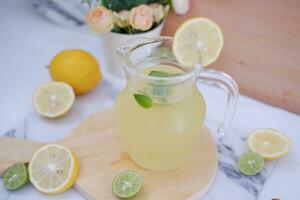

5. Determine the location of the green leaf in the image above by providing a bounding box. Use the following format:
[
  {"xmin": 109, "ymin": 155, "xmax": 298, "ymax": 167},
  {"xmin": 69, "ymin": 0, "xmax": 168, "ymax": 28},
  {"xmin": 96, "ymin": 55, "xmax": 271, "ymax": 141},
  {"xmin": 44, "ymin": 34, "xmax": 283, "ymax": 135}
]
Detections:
[
  {"xmin": 148, "ymin": 70, "xmax": 183, "ymax": 77},
  {"xmin": 102, "ymin": 0, "xmax": 148, "ymax": 12},
  {"xmin": 148, "ymin": 0, "xmax": 170, "ymax": 5},
  {"xmin": 134, "ymin": 94, "xmax": 153, "ymax": 108},
  {"xmin": 102, "ymin": 0, "xmax": 170, "ymax": 12}
]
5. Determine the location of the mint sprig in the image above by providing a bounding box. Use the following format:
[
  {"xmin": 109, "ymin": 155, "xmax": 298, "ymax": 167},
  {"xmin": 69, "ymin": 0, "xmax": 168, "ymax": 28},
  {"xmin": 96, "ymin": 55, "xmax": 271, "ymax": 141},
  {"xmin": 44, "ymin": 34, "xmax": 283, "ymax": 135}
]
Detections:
[
  {"xmin": 148, "ymin": 71, "xmax": 182, "ymax": 77},
  {"xmin": 134, "ymin": 94, "xmax": 152, "ymax": 109},
  {"xmin": 133, "ymin": 71, "xmax": 183, "ymax": 108}
]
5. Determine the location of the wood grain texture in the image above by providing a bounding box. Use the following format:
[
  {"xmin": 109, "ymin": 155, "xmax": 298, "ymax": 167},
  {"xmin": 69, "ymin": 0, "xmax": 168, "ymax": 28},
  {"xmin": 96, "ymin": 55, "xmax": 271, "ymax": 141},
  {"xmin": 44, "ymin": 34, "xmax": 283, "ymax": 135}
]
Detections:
[
  {"xmin": 0, "ymin": 137, "xmax": 44, "ymax": 176},
  {"xmin": 163, "ymin": 0, "xmax": 300, "ymax": 113},
  {"xmin": 0, "ymin": 108, "xmax": 218, "ymax": 200}
]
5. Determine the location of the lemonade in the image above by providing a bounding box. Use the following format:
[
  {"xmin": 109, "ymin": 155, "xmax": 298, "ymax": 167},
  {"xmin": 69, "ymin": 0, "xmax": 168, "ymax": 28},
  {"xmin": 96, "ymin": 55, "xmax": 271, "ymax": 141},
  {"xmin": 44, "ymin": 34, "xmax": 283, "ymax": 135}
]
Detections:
[
  {"xmin": 115, "ymin": 65, "xmax": 206, "ymax": 171},
  {"xmin": 115, "ymin": 35, "xmax": 238, "ymax": 171}
]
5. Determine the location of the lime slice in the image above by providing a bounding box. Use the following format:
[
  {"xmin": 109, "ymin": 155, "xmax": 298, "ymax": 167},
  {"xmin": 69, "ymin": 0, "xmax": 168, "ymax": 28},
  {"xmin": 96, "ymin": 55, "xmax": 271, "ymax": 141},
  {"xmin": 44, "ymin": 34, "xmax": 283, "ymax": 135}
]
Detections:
[
  {"xmin": 247, "ymin": 128, "xmax": 291, "ymax": 160},
  {"xmin": 238, "ymin": 152, "xmax": 264, "ymax": 176},
  {"xmin": 3, "ymin": 163, "xmax": 29, "ymax": 190},
  {"xmin": 112, "ymin": 171, "xmax": 143, "ymax": 198}
]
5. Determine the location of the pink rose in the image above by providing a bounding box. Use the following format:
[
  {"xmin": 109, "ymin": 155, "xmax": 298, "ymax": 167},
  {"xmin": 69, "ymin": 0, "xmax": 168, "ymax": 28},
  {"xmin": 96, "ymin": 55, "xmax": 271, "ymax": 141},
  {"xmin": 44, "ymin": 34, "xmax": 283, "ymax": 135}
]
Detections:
[
  {"xmin": 129, "ymin": 5, "xmax": 154, "ymax": 31},
  {"xmin": 149, "ymin": 3, "xmax": 165, "ymax": 23},
  {"xmin": 86, "ymin": 6, "xmax": 114, "ymax": 33}
]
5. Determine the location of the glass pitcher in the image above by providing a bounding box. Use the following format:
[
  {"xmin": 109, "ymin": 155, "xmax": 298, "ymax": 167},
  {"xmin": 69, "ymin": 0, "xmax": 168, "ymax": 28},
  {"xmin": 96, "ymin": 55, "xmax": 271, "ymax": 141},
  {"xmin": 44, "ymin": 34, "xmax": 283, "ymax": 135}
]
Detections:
[{"xmin": 115, "ymin": 37, "xmax": 238, "ymax": 171}]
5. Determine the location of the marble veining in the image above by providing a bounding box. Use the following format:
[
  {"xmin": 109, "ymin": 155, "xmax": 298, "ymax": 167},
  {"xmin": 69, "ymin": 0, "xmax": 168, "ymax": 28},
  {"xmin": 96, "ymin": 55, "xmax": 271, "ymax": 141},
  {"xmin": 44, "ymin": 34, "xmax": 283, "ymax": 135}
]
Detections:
[
  {"xmin": 32, "ymin": 0, "xmax": 85, "ymax": 27},
  {"xmin": 3, "ymin": 119, "xmax": 29, "ymax": 139},
  {"xmin": 201, "ymin": 119, "xmax": 277, "ymax": 200},
  {"xmin": 4, "ymin": 128, "xmax": 16, "ymax": 137}
]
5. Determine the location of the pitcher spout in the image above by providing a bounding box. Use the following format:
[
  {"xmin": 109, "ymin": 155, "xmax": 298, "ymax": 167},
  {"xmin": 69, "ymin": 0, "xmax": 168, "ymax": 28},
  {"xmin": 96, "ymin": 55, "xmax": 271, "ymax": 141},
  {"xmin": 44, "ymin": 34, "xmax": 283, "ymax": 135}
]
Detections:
[
  {"xmin": 116, "ymin": 37, "xmax": 150, "ymax": 72},
  {"xmin": 115, "ymin": 36, "xmax": 174, "ymax": 78},
  {"xmin": 116, "ymin": 37, "xmax": 148, "ymax": 58}
]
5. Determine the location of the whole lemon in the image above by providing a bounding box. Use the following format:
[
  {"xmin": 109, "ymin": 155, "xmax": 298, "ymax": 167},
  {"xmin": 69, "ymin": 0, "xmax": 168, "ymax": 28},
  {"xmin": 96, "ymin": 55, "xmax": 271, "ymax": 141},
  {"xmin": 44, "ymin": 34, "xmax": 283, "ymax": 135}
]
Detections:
[{"xmin": 49, "ymin": 49, "xmax": 101, "ymax": 94}]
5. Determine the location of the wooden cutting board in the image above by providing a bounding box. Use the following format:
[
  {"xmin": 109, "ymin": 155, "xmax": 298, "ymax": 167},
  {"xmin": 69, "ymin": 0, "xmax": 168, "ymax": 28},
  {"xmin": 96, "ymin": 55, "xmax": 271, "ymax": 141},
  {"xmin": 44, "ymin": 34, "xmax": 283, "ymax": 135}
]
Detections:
[
  {"xmin": 0, "ymin": 108, "xmax": 218, "ymax": 200},
  {"xmin": 163, "ymin": 0, "xmax": 300, "ymax": 114}
]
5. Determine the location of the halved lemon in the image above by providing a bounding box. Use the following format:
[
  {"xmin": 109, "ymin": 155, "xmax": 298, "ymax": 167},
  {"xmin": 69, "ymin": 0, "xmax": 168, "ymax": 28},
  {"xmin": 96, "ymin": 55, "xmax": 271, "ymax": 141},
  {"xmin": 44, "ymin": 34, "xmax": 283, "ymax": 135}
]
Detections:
[
  {"xmin": 33, "ymin": 82, "xmax": 75, "ymax": 118},
  {"xmin": 173, "ymin": 17, "xmax": 224, "ymax": 67},
  {"xmin": 247, "ymin": 128, "xmax": 291, "ymax": 160},
  {"xmin": 28, "ymin": 144, "xmax": 79, "ymax": 194}
]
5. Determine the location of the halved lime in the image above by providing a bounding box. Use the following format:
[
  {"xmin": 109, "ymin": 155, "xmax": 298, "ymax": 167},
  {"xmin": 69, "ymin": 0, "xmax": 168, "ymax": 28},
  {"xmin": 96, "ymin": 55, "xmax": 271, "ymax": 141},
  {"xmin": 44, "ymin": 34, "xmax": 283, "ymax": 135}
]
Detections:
[
  {"xmin": 3, "ymin": 163, "xmax": 29, "ymax": 190},
  {"xmin": 112, "ymin": 171, "xmax": 143, "ymax": 198},
  {"xmin": 238, "ymin": 152, "xmax": 264, "ymax": 176}
]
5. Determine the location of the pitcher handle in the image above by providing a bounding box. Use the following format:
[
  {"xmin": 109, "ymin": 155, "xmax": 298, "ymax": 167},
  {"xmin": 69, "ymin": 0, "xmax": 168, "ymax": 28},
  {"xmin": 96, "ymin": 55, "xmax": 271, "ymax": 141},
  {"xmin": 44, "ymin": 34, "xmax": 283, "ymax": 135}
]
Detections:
[{"xmin": 197, "ymin": 68, "xmax": 239, "ymax": 138}]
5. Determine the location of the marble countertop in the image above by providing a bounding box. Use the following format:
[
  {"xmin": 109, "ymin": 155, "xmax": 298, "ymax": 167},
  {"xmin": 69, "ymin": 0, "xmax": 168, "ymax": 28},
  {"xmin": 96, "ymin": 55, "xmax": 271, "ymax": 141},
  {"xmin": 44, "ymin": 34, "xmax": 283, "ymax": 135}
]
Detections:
[{"xmin": 1, "ymin": 1, "xmax": 299, "ymax": 200}]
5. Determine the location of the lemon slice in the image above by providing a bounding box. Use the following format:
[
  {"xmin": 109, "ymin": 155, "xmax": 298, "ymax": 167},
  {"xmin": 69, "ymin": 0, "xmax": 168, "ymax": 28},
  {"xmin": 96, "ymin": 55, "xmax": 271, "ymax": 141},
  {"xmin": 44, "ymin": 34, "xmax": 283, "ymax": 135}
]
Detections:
[
  {"xmin": 33, "ymin": 82, "xmax": 75, "ymax": 118},
  {"xmin": 173, "ymin": 17, "xmax": 224, "ymax": 67},
  {"xmin": 28, "ymin": 144, "xmax": 79, "ymax": 194},
  {"xmin": 247, "ymin": 128, "xmax": 291, "ymax": 160}
]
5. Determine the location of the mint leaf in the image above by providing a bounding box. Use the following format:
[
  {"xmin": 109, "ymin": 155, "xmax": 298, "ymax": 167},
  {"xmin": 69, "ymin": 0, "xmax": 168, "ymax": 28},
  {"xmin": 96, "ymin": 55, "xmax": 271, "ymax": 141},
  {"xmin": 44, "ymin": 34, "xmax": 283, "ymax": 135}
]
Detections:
[
  {"xmin": 148, "ymin": 71, "xmax": 182, "ymax": 77},
  {"xmin": 134, "ymin": 94, "xmax": 153, "ymax": 109}
]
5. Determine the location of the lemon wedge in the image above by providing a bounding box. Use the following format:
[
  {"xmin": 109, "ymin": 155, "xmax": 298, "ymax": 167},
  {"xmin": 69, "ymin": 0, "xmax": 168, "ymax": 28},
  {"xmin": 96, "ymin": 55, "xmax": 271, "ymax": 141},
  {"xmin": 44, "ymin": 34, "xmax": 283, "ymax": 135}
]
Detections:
[
  {"xmin": 173, "ymin": 17, "xmax": 224, "ymax": 67},
  {"xmin": 28, "ymin": 144, "xmax": 79, "ymax": 194},
  {"xmin": 247, "ymin": 128, "xmax": 291, "ymax": 160},
  {"xmin": 33, "ymin": 82, "xmax": 75, "ymax": 118}
]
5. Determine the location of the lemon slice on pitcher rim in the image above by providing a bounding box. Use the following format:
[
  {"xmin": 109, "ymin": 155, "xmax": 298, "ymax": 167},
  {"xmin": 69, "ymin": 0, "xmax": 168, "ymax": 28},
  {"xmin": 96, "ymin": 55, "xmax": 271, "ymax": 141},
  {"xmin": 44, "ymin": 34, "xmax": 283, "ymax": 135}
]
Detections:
[
  {"xmin": 173, "ymin": 17, "xmax": 224, "ymax": 67},
  {"xmin": 247, "ymin": 128, "xmax": 291, "ymax": 160},
  {"xmin": 28, "ymin": 144, "xmax": 79, "ymax": 194},
  {"xmin": 33, "ymin": 82, "xmax": 75, "ymax": 118}
]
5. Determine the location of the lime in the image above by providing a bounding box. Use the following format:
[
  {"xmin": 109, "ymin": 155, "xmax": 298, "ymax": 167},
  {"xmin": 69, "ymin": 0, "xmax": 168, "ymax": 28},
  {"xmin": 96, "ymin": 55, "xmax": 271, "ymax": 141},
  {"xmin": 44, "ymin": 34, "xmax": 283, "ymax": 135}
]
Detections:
[
  {"xmin": 3, "ymin": 163, "xmax": 29, "ymax": 190},
  {"xmin": 238, "ymin": 152, "xmax": 264, "ymax": 176},
  {"xmin": 112, "ymin": 171, "xmax": 143, "ymax": 198}
]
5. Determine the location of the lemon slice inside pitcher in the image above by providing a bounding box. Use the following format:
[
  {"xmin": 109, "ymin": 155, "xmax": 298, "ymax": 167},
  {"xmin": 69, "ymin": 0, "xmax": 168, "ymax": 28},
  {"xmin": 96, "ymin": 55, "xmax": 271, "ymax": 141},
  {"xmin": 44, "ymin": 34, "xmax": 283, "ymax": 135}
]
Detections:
[{"xmin": 173, "ymin": 17, "xmax": 224, "ymax": 67}]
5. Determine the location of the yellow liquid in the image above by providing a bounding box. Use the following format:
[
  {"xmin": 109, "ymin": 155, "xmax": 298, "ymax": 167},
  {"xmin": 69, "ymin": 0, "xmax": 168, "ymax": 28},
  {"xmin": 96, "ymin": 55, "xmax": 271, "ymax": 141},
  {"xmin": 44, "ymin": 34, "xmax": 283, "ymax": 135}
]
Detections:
[{"xmin": 115, "ymin": 65, "xmax": 206, "ymax": 171}]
